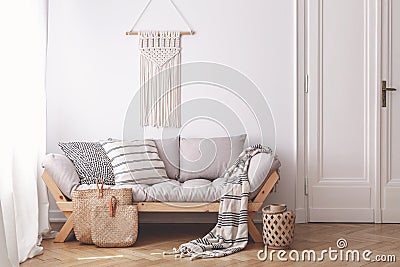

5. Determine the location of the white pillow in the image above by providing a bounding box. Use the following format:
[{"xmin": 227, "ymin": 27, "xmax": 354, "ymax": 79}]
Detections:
[{"xmin": 100, "ymin": 139, "xmax": 169, "ymax": 185}]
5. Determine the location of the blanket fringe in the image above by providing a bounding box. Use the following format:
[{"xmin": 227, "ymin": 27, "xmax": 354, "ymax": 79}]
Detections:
[
  {"xmin": 163, "ymin": 248, "xmax": 213, "ymax": 261},
  {"xmin": 163, "ymin": 248, "xmax": 193, "ymax": 259},
  {"xmin": 162, "ymin": 247, "xmax": 178, "ymax": 256}
]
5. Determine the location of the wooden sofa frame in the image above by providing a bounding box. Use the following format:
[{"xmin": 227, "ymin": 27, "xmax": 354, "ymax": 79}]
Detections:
[{"xmin": 42, "ymin": 170, "xmax": 280, "ymax": 243}]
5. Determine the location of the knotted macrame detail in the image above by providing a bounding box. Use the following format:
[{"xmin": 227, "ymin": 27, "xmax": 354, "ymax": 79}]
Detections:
[{"xmin": 139, "ymin": 31, "xmax": 181, "ymax": 127}]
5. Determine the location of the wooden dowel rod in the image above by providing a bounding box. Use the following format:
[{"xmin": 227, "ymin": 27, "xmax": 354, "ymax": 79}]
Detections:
[{"xmin": 125, "ymin": 31, "xmax": 194, "ymax": 36}]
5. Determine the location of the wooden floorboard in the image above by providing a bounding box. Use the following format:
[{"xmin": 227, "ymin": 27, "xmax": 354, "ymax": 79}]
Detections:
[{"xmin": 21, "ymin": 223, "xmax": 400, "ymax": 266}]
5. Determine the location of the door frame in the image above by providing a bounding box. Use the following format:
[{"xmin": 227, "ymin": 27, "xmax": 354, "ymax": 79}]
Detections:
[
  {"xmin": 296, "ymin": 0, "xmax": 383, "ymax": 223},
  {"xmin": 380, "ymin": 0, "xmax": 400, "ymax": 223},
  {"xmin": 296, "ymin": 0, "xmax": 308, "ymax": 223}
]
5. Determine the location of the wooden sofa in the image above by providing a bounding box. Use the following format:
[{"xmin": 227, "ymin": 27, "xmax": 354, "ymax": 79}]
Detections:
[{"xmin": 42, "ymin": 170, "xmax": 280, "ymax": 243}]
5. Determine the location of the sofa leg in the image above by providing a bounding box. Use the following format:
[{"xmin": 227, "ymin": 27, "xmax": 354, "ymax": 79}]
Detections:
[
  {"xmin": 248, "ymin": 212, "xmax": 263, "ymax": 243},
  {"xmin": 54, "ymin": 212, "xmax": 74, "ymax": 243}
]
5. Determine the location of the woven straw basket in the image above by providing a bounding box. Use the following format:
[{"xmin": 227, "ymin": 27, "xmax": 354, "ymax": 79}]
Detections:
[
  {"xmin": 262, "ymin": 204, "xmax": 295, "ymax": 249},
  {"xmin": 72, "ymin": 179, "xmax": 133, "ymax": 244},
  {"xmin": 91, "ymin": 196, "xmax": 138, "ymax": 247}
]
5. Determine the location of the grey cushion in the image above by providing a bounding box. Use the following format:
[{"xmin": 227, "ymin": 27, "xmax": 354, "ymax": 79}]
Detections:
[
  {"xmin": 75, "ymin": 162, "xmax": 279, "ymax": 202},
  {"xmin": 42, "ymin": 153, "xmax": 80, "ymax": 199},
  {"xmin": 179, "ymin": 134, "xmax": 246, "ymax": 182},
  {"xmin": 154, "ymin": 138, "xmax": 180, "ymax": 179},
  {"xmin": 182, "ymin": 179, "xmax": 211, "ymax": 189},
  {"xmin": 76, "ymin": 177, "xmax": 226, "ymax": 202}
]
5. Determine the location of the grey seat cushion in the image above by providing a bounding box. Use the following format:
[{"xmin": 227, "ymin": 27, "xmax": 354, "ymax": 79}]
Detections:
[
  {"xmin": 74, "ymin": 168, "xmax": 278, "ymax": 203},
  {"xmin": 179, "ymin": 134, "xmax": 246, "ymax": 182},
  {"xmin": 42, "ymin": 149, "xmax": 280, "ymax": 202},
  {"xmin": 75, "ymin": 156, "xmax": 280, "ymax": 202}
]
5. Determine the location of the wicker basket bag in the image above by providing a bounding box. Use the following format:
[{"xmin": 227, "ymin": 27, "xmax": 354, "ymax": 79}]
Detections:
[
  {"xmin": 91, "ymin": 196, "xmax": 138, "ymax": 247},
  {"xmin": 72, "ymin": 179, "xmax": 133, "ymax": 244},
  {"xmin": 262, "ymin": 204, "xmax": 295, "ymax": 249}
]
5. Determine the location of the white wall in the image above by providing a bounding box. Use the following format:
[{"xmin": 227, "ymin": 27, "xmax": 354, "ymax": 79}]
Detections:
[{"xmin": 46, "ymin": 0, "xmax": 297, "ymax": 222}]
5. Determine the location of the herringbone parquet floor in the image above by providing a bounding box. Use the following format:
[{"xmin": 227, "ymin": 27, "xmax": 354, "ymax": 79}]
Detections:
[{"xmin": 21, "ymin": 223, "xmax": 400, "ymax": 267}]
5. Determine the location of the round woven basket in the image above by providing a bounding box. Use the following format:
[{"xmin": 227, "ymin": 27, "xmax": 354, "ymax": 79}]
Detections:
[{"xmin": 262, "ymin": 204, "xmax": 295, "ymax": 249}]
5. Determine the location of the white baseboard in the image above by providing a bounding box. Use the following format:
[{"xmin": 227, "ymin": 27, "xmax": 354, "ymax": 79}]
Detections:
[
  {"xmin": 50, "ymin": 210, "xmax": 309, "ymax": 224},
  {"xmin": 139, "ymin": 213, "xmax": 219, "ymax": 223},
  {"xmin": 309, "ymin": 208, "xmax": 374, "ymax": 222},
  {"xmin": 50, "ymin": 210, "xmax": 221, "ymax": 224},
  {"xmin": 49, "ymin": 210, "xmax": 67, "ymax": 222},
  {"xmin": 295, "ymin": 208, "xmax": 307, "ymax": 223},
  {"xmin": 50, "ymin": 209, "xmax": 309, "ymax": 226},
  {"xmin": 382, "ymin": 209, "xmax": 400, "ymax": 223},
  {"xmin": 50, "ymin": 210, "xmax": 267, "ymax": 224}
]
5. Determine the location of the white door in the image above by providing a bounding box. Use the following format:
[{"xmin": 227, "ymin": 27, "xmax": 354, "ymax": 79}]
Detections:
[
  {"xmin": 306, "ymin": 0, "xmax": 380, "ymax": 222},
  {"xmin": 380, "ymin": 0, "xmax": 400, "ymax": 223}
]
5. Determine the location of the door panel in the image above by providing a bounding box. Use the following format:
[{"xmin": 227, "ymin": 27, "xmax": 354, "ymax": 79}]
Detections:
[
  {"xmin": 307, "ymin": 0, "xmax": 379, "ymax": 222},
  {"xmin": 321, "ymin": 0, "xmax": 365, "ymax": 180},
  {"xmin": 381, "ymin": 0, "xmax": 400, "ymax": 223}
]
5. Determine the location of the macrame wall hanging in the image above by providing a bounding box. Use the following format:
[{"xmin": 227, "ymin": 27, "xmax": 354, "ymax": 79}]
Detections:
[{"xmin": 126, "ymin": 0, "xmax": 194, "ymax": 128}]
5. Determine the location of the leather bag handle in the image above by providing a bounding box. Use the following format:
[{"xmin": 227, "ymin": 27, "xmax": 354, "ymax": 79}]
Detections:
[
  {"xmin": 96, "ymin": 178, "xmax": 105, "ymax": 198},
  {"xmin": 109, "ymin": 196, "xmax": 117, "ymax": 217}
]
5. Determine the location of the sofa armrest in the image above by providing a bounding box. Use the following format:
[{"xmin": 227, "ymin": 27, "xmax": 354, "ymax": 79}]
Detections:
[
  {"xmin": 248, "ymin": 153, "xmax": 281, "ymax": 198},
  {"xmin": 42, "ymin": 153, "xmax": 80, "ymax": 199}
]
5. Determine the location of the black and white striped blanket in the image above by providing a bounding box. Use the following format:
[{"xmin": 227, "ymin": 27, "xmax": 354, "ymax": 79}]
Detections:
[{"xmin": 164, "ymin": 145, "xmax": 273, "ymax": 260}]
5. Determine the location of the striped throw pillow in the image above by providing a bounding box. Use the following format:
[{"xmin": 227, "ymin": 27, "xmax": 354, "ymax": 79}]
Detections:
[{"xmin": 100, "ymin": 139, "xmax": 169, "ymax": 185}]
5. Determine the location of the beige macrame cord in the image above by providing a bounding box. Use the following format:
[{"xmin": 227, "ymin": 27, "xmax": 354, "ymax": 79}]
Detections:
[{"xmin": 139, "ymin": 31, "xmax": 181, "ymax": 128}]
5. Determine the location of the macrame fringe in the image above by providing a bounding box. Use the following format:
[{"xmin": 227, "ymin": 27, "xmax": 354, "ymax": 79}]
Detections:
[{"xmin": 139, "ymin": 31, "xmax": 181, "ymax": 128}]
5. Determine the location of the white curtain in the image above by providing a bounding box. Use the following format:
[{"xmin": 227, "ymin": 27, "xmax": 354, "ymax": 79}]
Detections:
[{"xmin": 0, "ymin": 0, "xmax": 50, "ymax": 266}]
